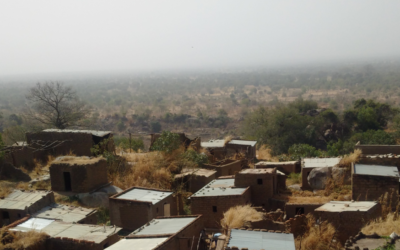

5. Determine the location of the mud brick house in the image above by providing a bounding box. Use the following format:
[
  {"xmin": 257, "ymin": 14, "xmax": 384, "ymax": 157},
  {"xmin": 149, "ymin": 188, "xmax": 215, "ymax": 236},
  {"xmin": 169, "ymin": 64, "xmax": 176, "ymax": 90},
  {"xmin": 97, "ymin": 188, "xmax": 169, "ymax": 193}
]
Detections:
[
  {"xmin": 203, "ymin": 159, "xmax": 242, "ymax": 177},
  {"xmin": 50, "ymin": 156, "xmax": 108, "ymax": 193},
  {"xmin": 201, "ymin": 139, "xmax": 227, "ymax": 161},
  {"xmin": 226, "ymin": 140, "xmax": 257, "ymax": 161},
  {"xmin": 11, "ymin": 217, "xmax": 121, "ymax": 250},
  {"xmin": 355, "ymin": 144, "xmax": 400, "ymax": 155},
  {"xmin": 301, "ymin": 157, "xmax": 341, "ymax": 189},
  {"xmin": 0, "ymin": 190, "xmax": 54, "ymax": 226},
  {"xmin": 26, "ymin": 129, "xmax": 114, "ymax": 157},
  {"xmin": 234, "ymin": 168, "xmax": 277, "ymax": 208},
  {"xmin": 255, "ymin": 161, "xmax": 301, "ymax": 174},
  {"xmin": 224, "ymin": 229, "xmax": 296, "ymax": 250},
  {"xmin": 190, "ymin": 178, "xmax": 250, "ymax": 228},
  {"xmin": 33, "ymin": 203, "xmax": 98, "ymax": 224},
  {"xmin": 314, "ymin": 201, "xmax": 380, "ymax": 244},
  {"xmin": 174, "ymin": 168, "xmax": 217, "ymax": 193},
  {"xmin": 351, "ymin": 164, "xmax": 400, "ymax": 202},
  {"xmin": 4, "ymin": 141, "xmax": 36, "ymax": 169},
  {"xmin": 109, "ymin": 187, "xmax": 177, "ymax": 231},
  {"xmin": 276, "ymin": 170, "xmax": 287, "ymax": 190},
  {"xmin": 108, "ymin": 215, "xmax": 204, "ymax": 250}
]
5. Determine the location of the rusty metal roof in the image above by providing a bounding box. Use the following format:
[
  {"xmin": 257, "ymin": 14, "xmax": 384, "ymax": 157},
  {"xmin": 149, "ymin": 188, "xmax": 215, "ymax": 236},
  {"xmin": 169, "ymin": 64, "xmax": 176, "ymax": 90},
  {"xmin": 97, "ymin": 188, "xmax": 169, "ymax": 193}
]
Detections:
[
  {"xmin": 0, "ymin": 190, "xmax": 51, "ymax": 210},
  {"xmin": 315, "ymin": 201, "xmax": 378, "ymax": 212},
  {"xmin": 42, "ymin": 129, "xmax": 111, "ymax": 137}
]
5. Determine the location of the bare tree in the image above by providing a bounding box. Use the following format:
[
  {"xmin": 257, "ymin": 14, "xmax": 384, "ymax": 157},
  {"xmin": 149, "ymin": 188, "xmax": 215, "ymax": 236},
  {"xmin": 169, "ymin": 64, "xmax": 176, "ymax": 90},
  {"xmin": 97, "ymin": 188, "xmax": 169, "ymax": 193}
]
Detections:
[{"xmin": 25, "ymin": 82, "xmax": 89, "ymax": 129}]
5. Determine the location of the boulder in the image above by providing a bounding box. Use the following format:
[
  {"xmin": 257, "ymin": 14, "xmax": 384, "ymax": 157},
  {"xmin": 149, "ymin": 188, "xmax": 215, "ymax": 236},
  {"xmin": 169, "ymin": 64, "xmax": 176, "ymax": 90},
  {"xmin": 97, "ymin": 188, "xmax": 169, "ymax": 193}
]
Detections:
[
  {"xmin": 98, "ymin": 185, "xmax": 123, "ymax": 196},
  {"xmin": 0, "ymin": 162, "xmax": 31, "ymax": 181},
  {"xmin": 288, "ymin": 184, "xmax": 302, "ymax": 191},
  {"xmin": 78, "ymin": 192, "xmax": 109, "ymax": 208},
  {"xmin": 332, "ymin": 167, "xmax": 351, "ymax": 185},
  {"xmin": 307, "ymin": 167, "xmax": 332, "ymax": 190}
]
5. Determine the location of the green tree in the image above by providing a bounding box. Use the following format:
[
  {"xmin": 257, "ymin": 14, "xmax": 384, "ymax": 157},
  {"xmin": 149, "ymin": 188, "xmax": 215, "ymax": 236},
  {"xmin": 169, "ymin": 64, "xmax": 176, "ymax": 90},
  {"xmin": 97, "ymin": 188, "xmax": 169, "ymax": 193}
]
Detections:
[
  {"xmin": 150, "ymin": 131, "xmax": 181, "ymax": 154},
  {"xmin": 115, "ymin": 136, "xmax": 144, "ymax": 152},
  {"xmin": 150, "ymin": 121, "xmax": 162, "ymax": 133},
  {"xmin": 288, "ymin": 144, "xmax": 320, "ymax": 159},
  {"xmin": 180, "ymin": 149, "xmax": 208, "ymax": 166}
]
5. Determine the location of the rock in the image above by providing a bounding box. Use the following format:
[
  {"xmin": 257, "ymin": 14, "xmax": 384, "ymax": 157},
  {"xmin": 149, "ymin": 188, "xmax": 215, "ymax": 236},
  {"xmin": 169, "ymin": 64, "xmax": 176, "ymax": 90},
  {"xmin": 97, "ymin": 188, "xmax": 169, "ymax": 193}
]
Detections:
[
  {"xmin": 0, "ymin": 162, "xmax": 31, "ymax": 181},
  {"xmin": 332, "ymin": 167, "xmax": 351, "ymax": 185},
  {"xmin": 288, "ymin": 184, "xmax": 301, "ymax": 191},
  {"xmin": 29, "ymin": 174, "xmax": 50, "ymax": 184},
  {"xmin": 98, "ymin": 185, "xmax": 123, "ymax": 196},
  {"xmin": 78, "ymin": 192, "xmax": 109, "ymax": 208},
  {"xmin": 307, "ymin": 167, "xmax": 332, "ymax": 190}
]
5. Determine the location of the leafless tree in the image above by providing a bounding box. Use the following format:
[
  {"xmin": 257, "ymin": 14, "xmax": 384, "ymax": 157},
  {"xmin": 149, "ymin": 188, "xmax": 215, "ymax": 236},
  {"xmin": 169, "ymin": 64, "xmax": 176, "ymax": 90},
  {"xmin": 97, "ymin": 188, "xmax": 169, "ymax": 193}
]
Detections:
[{"xmin": 25, "ymin": 82, "xmax": 89, "ymax": 129}]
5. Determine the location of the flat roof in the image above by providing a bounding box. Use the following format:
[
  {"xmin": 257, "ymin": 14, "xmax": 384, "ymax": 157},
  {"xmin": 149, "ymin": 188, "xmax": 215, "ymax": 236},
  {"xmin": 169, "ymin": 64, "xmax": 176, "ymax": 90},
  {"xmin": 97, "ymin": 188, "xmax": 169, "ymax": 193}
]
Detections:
[
  {"xmin": 354, "ymin": 164, "xmax": 400, "ymax": 178},
  {"xmin": 239, "ymin": 168, "xmax": 275, "ymax": 174},
  {"xmin": 0, "ymin": 190, "xmax": 51, "ymax": 210},
  {"xmin": 227, "ymin": 229, "xmax": 295, "ymax": 250},
  {"xmin": 315, "ymin": 201, "xmax": 378, "ymax": 212},
  {"xmin": 116, "ymin": 188, "xmax": 173, "ymax": 205},
  {"xmin": 131, "ymin": 217, "xmax": 197, "ymax": 236},
  {"xmin": 12, "ymin": 218, "xmax": 120, "ymax": 243},
  {"xmin": 201, "ymin": 139, "xmax": 225, "ymax": 148},
  {"xmin": 175, "ymin": 168, "xmax": 217, "ymax": 178},
  {"xmin": 256, "ymin": 161, "xmax": 298, "ymax": 166},
  {"xmin": 228, "ymin": 140, "xmax": 257, "ymax": 147},
  {"xmin": 42, "ymin": 129, "xmax": 111, "ymax": 137},
  {"xmin": 303, "ymin": 158, "xmax": 341, "ymax": 168},
  {"xmin": 191, "ymin": 179, "xmax": 247, "ymax": 198},
  {"xmin": 32, "ymin": 203, "xmax": 96, "ymax": 223},
  {"xmin": 106, "ymin": 238, "xmax": 169, "ymax": 250}
]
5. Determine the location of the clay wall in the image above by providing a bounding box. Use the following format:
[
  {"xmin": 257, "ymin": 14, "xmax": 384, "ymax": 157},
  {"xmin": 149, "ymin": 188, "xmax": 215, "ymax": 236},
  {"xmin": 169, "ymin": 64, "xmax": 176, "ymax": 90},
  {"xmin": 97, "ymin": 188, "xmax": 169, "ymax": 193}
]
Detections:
[
  {"xmin": 226, "ymin": 143, "xmax": 256, "ymax": 160},
  {"xmin": 352, "ymin": 174, "xmax": 399, "ymax": 203},
  {"xmin": 256, "ymin": 162, "xmax": 300, "ymax": 174},
  {"xmin": 301, "ymin": 167, "xmax": 314, "ymax": 190},
  {"xmin": 268, "ymin": 199, "xmax": 286, "ymax": 212},
  {"xmin": 277, "ymin": 174, "xmax": 286, "ymax": 190},
  {"xmin": 203, "ymin": 159, "xmax": 242, "ymax": 177},
  {"xmin": 190, "ymin": 188, "xmax": 251, "ymax": 228},
  {"xmin": 46, "ymin": 233, "xmax": 120, "ymax": 250},
  {"xmin": 355, "ymin": 145, "xmax": 400, "ymax": 155},
  {"xmin": 285, "ymin": 203, "xmax": 324, "ymax": 219}
]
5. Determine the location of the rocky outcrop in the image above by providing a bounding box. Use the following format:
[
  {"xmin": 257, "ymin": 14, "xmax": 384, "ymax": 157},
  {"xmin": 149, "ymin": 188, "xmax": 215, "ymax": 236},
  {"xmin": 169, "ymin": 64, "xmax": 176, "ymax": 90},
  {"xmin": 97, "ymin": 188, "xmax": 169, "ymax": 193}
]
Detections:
[
  {"xmin": 307, "ymin": 167, "xmax": 332, "ymax": 190},
  {"xmin": 0, "ymin": 161, "xmax": 31, "ymax": 181},
  {"xmin": 332, "ymin": 167, "xmax": 351, "ymax": 185}
]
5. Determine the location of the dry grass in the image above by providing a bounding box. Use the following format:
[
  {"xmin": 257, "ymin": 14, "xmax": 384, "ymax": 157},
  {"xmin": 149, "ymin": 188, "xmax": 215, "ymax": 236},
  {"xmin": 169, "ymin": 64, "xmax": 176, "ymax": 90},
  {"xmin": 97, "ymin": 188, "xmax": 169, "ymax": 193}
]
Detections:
[
  {"xmin": 339, "ymin": 149, "xmax": 361, "ymax": 168},
  {"xmin": 52, "ymin": 156, "xmax": 104, "ymax": 165},
  {"xmin": 0, "ymin": 228, "xmax": 48, "ymax": 250},
  {"xmin": 220, "ymin": 205, "xmax": 265, "ymax": 233},
  {"xmin": 361, "ymin": 213, "xmax": 400, "ymax": 235},
  {"xmin": 0, "ymin": 182, "xmax": 14, "ymax": 198},
  {"xmin": 224, "ymin": 135, "xmax": 233, "ymax": 145},
  {"xmin": 280, "ymin": 184, "xmax": 351, "ymax": 204},
  {"xmin": 296, "ymin": 214, "xmax": 342, "ymax": 250},
  {"xmin": 256, "ymin": 145, "xmax": 278, "ymax": 161}
]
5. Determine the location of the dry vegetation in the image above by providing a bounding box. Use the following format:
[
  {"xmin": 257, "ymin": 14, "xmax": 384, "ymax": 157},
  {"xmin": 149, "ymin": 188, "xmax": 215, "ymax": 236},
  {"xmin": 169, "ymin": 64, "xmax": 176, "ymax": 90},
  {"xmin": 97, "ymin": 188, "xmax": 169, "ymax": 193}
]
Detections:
[
  {"xmin": 0, "ymin": 228, "xmax": 48, "ymax": 250},
  {"xmin": 362, "ymin": 213, "xmax": 400, "ymax": 236},
  {"xmin": 256, "ymin": 145, "xmax": 279, "ymax": 161},
  {"xmin": 339, "ymin": 149, "xmax": 361, "ymax": 168},
  {"xmin": 220, "ymin": 205, "xmax": 265, "ymax": 233},
  {"xmin": 296, "ymin": 214, "xmax": 342, "ymax": 250},
  {"xmin": 51, "ymin": 156, "xmax": 104, "ymax": 165}
]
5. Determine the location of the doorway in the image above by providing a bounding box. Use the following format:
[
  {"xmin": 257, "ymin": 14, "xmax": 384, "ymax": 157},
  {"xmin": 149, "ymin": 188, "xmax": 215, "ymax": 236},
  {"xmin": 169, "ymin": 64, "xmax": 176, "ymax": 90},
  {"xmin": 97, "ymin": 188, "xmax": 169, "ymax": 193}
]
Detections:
[
  {"xmin": 63, "ymin": 172, "xmax": 72, "ymax": 191},
  {"xmin": 164, "ymin": 203, "xmax": 170, "ymax": 216}
]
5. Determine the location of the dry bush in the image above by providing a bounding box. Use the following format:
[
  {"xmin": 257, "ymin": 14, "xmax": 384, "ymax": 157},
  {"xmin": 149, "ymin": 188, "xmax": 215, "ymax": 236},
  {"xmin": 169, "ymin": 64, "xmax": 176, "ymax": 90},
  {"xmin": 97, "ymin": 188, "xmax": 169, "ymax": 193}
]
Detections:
[
  {"xmin": 362, "ymin": 213, "xmax": 400, "ymax": 236},
  {"xmin": 339, "ymin": 149, "xmax": 361, "ymax": 168},
  {"xmin": 297, "ymin": 214, "xmax": 342, "ymax": 250},
  {"xmin": 0, "ymin": 182, "xmax": 13, "ymax": 198},
  {"xmin": 52, "ymin": 156, "xmax": 104, "ymax": 165},
  {"xmin": 224, "ymin": 135, "xmax": 233, "ymax": 145},
  {"xmin": 0, "ymin": 228, "xmax": 48, "ymax": 250},
  {"xmin": 220, "ymin": 205, "xmax": 265, "ymax": 233},
  {"xmin": 256, "ymin": 145, "xmax": 278, "ymax": 161}
]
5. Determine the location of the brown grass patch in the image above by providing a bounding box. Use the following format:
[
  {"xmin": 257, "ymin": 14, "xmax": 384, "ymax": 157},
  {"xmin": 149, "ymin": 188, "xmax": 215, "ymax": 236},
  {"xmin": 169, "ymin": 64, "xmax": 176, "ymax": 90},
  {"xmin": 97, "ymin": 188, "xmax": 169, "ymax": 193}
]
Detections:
[
  {"xmin": 0, "ymin": 228, "xmax": 48, "ymax": 250},
  {"xmin": 52, "ymin": 156, "xmax": 104, "ymax": 165},
  {"xmin": 361, "ymin": 213, "xmax": 400, "ymax": 235},
  {"xmin": 296, "ymin": 214, "xmax": 342, "ymax": 250},
  {"xmin": 220, "ymin": 205, "xmax": 265, "ymax": 233},
  {"xmin": 256, "ymin": 145, "xmax": 278, "ymax": 161},
  {"xmin": 339, "ymin": 149, "xmax": 361, "ymax": 168},
  {"xmin": 0, "ymin": 182, "xmax": 14, "ymax": 198},
  {"xmin": 224, "ymin": 135, "xmax": 233, "ymax": 145}
]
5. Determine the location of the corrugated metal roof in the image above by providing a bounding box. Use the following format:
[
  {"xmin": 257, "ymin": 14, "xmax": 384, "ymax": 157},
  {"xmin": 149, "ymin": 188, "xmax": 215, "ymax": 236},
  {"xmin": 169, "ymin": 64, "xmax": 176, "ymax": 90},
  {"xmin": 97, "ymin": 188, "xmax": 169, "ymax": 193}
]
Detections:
[
  {"xmin": 315, "ymin": 201, "xmax": 378, "ymax": 212},
  {"xmin": 354, "ymin": 164, "xmax": 399, "ymax": 178},
  {"xmin": 303, "ymin": 158, "xmax": 341, "ymax": 168},
  {"xmin": 12, "ymin": 219, "xmax": 120, "ymax": 243},
  {"xmin": 190, "ymin": 179, "xmax": 247, "ymax": 198},
  {"xmin": 201, "ymin": 140, "xmax": 225, "ymax": 148},
  {"xmin": 227, "ymin": 229, "xmax": 296, "ymax": 250},
  {"xmin": 116, "ymin": 188, "xmax": 173, "ymax": 204},
  {"xmin": 42, "ymin": 129, "xmax": 111, "ymax": 137},
  {"xmin": 256, "ymin": 161, "xmax": 298, "ymax": 166},
  {"xmin": 132, "ymin": 217, "xmax": 197, "ymax": 236},
  {"xmin": 33, "ymin": 203, "xmax": 95, "ymax": 223},
  {"xmin": 239, "ymin": 169, "xmax": 275, "ymax": 174},
  {"xmin": 106, "ymin": 238, "xmax": 169, "ymax": 250},
  {"xmin": 228, "ymin": 140, "xmax": 257, "ymax": 147},
  {"xmin": 0, "ymin": 190, "xmax": 51, "ymax": 210}
]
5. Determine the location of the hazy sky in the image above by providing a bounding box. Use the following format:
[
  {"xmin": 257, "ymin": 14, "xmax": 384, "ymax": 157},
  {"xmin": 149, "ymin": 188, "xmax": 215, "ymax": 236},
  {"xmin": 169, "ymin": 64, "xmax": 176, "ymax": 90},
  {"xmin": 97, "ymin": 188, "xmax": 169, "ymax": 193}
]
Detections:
[{"xmin": 1, "ymin": 1, "xmax": 400, "ymax": 76}]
